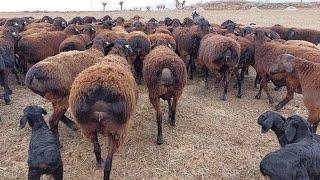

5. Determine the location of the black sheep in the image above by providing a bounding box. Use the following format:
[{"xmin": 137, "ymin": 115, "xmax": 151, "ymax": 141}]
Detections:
[
  {"xmin": 260, "ymin": 114, "xmax": 320, "ymax": 179},
  {"xmin": 0, "ymin": 27, "xmax": 21, "ymax": 104},
  {"xmin": 20, "ymin": 106, "xmax": 63, "ymax": 180}
]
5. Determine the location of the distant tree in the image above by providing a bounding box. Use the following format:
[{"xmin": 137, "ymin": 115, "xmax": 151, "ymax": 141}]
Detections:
[
  {"xmin": 119, "ymin": 1, "xmax": 124, "ymax": 11},
  {"xmin": 102, "ymin": 2, "xmax": 107, "ymax": 11},
  {"xmin": 146, "ymin": 6, "xmax": 151, "ymax": 11},
  {"xmin": 181, "ymin": 0, "xmax": 186, "ymax": 8},
  {"xmin": 156, "ymin": 5, "xmax": 161, "ymax": 11}
]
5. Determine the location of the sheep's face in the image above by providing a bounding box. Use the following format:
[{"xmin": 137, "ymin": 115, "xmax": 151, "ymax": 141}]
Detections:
[
  {"xmin": 258, "ymin": 111, "xmax": 286, "ymax": 133},
  {"xmin": 270, "ymin": 54, "xmax": 294, "ymax": 75},
  {"xmin": 164, "ymin": 17, "xmax": 173, "ymax": 26},
  {"xmin": 20, "ymin": 106, "xmax": 47, "ymax": 129}
]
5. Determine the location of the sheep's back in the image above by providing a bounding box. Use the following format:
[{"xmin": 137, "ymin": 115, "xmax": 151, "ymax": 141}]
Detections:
[{"xmin": 143, "ymin": 46, "xmax": 187, "ymax": 92}]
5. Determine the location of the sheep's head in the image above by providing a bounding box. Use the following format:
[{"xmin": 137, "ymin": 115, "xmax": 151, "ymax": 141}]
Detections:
[
  {"xmin": 41, "ymin": 16, "xmax": 54, "ymax": 24},
  {"xmin": 148, "ymin": 18, "xmax": 158, "ymax": 24},
  {"xmin": 151, "ymin": 39, "xmax": 173, "ymax": 50},
  {"xmin": 83, "ymin": 24, "xmax": 95, "ymax": 37},
  {"xmin": 105, "ymin": 38, "xmax": 133, "ymax": 58},
  {"xmin": 284, "ymin": 115, "xmax": 312, "ymax": 143},
  {"xmin": 171, "ymin": 19, "xmax": 182, "ymax": 28},
  {"xmin": 183, "ymin": 17, "xmax": 194, "ymax": 27},
  {"xmin": 164, "ymin": 17, "xmax": 173, "ymax": 26},
  {"xmin": 68, "ymin": 17, "xmax": 83, "ymax": 25},
  {"xmin": 101, "ymin": 15, "xmax": 112, "ymax": 22},
  {"xmin": 198, "ymin": 20, "xmax": 210, "ymax": 32},
  {"xmin": 192, "ymin": 11, "xmax": 200, "ymax": 19},
  {"xmin": 98, "ymin": 20, "xmax": 114, "ymax": 30},
  {"xmin": 115, "ymin": 17, "xmax": 125, "ymax": 26},
  {"xmin": 221, "ymin": 20, "xmax": 235, "ymax": 29},
  {"xmin": 145, "ymin": 22, "xmax": 158, "ymax": 34},
  {"xmin": 3, "ymin": 26, "xmax": 21, "ymax": 41},
  {"xmin": 269, "ymin": 54, "xmax": 295, "ymax": 75},
  {"xmin": 258, "ymin": 111, "xmax": 286, "ymax": 133},
  {"xmin": 20, "ymin": 105, "xmax": 47, "ymax": 129}
]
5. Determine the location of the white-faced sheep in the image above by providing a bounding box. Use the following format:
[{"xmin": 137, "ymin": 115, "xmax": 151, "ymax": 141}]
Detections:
[
  {"xmin": 68, "ymin": 40, "xmax": 137, "ymax": 180},
  {"xmin": 20, "ymin": 106, "xmax": 63, "ymax": 180},
  {"xmin": 197, "ymin": 34, "xmax": 241, "ymax": 100},
  {"xmin": 143, "ymin": 44, "xmax": 187, "ymax": 144},
  {"xmin": 259, "ymin": 112, "xmax": 320, "ymax": 179},
  {"xmin": 269, "ymin": 54, "xmax": 320, "ymax": 132},
  {"xmin": 126, "ymin": 31, "xmax": 151, "ymax": 84},
  {"xmin": 24, "ymin": 37, "xmax": 110, "ymax": 138}
]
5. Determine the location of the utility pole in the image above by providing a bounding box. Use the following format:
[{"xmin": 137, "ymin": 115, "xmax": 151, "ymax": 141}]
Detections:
[{"xmin": 91, "ymin": 0, "xmax": 93, "ymax": 11}]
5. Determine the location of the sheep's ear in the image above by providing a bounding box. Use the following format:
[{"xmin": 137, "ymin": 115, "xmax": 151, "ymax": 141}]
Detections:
[
  {"xmin": 86, "ymin": 41, "xmax": 94, "ymax": 49},
  {"xmin": 285, "ymin": 123, "xmax": 296, "ymax": 142},
  {"xmin": 41, "ymin": 108, "xmax": 47, "ymax": 115},
  {"xmin": 260, "ymin": 118, "xmax": 274, "ymax": 133},
  {"xmin": 20, "ymin": 116, "xmax": 28, "ymax": 129}
]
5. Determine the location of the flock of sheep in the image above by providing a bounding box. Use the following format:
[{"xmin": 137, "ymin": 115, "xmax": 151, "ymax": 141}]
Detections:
[{"xmin": 1, "ymin": 10, "xmax": 320, "ymax": 179}]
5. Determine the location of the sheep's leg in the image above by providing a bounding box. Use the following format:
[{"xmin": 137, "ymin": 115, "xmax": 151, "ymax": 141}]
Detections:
[
  {"xmin": 52, "ymin": 164, "xmax": 63, "ymax": 180},
  {"xmin": 0, "ymin": 70, "xmax": 11, "ymax": 104},
  {"xmin": 255, "ymin": 75, "xmax": 274, "ymax": 104},
  {"xmin": 214, "ymin": 71, "xmax": 223, "ymax": 88},
  {"xmin": 150, "ymin": 95, "xmax": 163, "ymax": 144},
  {"xmin": 11, "ymin": 66, "xmax": 24, "ymax": 85},
  {"xmin": 275, "ymin": 78, "xmax": 297, "ymax": 110},
  {"xmin": 92, "ymin": 132, "xmax": 104, "ymax": 168},
  {"xmin": 204, "ymin": 67, "xmax": 209, "ymax": 90},
  {"xmin": 168, "ymin": 98, "xmax": 173, "ymax": 124},
  {"xmin": 49, "ymin": 104, "xmax": 66, "ymax": 140},
  {"xmin": 236, "ymin": 68, "xmax": 244, "ymax": 98},
  {"xmin": 170, "ymin": 95, "xmax": 179, "ymax": 126},
  {"xmin": 189, "ymin": 54, "xmax": 195, "ymax": 80},
  {"xmin": 308, "ymin": 112, "xmax": 319, "ymax": 133},
  {"xmin": 28, "ymin": 168, "xmax": 41, "ymax": 180},
  {"xmin": 254, "ymin": 74, "xmax": 261, "ymax": 88},
  {"xmin": 61, "ymin": 115, "xmax": 78, "ymax": 131},
  {"xmin": 134, "ymin": 59, "xmax": 143, "ymax": 85},
  {"xmin": 104, "ymin": 135, "xmax": 116, "ymax": 180},
  {"xmin": 220, "ymin": 69, "xmax": 230, "ymax": 101}
]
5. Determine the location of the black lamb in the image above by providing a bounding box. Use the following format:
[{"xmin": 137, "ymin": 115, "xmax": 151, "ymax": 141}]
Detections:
[{"xmin": 20, "ymin": 105, "xmax": 63, "ymax": 180}]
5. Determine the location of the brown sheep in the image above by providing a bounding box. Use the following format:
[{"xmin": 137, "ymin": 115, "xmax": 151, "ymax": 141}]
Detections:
[
  {"xmin": 24, "ymin": 37, "xmax": 109, "ymax": 139},
  {"xmin": 227, "ymin": 35, "xmax": 255, "ymax": 97},
  {"xmin": 18, "ymin": 24, "xmax": 81, "ymax": 72},
  {"xmin": 155, "ymin": 26, "xmax": 172, "ymax": 35},
  {"xmin": 113, "ymin": 25, "xmax": 128, "ymax": 38},
  {"xmin": 59, "ymin": 24, "xmax": 95, "ymax": 52},
  {"xmin": 126, "ymin": 31, "xmax": 151, "ymax": 84},
  {"xmin": 198, "ymin": 34, "xmax": 241, "ymax": 100},
  {"xmin": 68, "ymin": 44, "xmax": 137, "ymax": 179},
  {"xmin": 149, "ymin": 33, "xmax": 176, "ymax": 51},
  {"xmin": 172, "ymin": 20, "xmax": 212, "ymax": 79},
  {"xmin": 254, "ymin": 29, "xmax": 320, "ymax": 110},
  {"xmin": 95, "ymin": 30, "xmax": 120, "ymax": 44},
  {"xmin": 269, "ymin": 54, "xmax": 320, "ymax": 132},
  {"xmin": 143, "ymin": 45, "xmax": 187, "ymax": 144}
]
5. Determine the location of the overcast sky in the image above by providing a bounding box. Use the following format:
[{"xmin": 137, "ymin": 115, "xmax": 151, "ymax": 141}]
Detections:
[{"xmin": 0, "ymin": 0, "xmax": 208, "ymax": 12}]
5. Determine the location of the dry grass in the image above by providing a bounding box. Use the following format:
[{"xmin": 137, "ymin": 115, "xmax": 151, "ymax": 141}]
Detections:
[{"xmin": 0, "ymin": 9, "xmax": 316, "ymax": 180}]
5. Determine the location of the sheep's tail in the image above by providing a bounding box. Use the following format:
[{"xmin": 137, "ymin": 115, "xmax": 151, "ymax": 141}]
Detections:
[
  {"xmin": 76, "ymin": 84, "xmax": 127, "ymax": 125},
  {"xmin": 160, "ymin": 68, "xmax": 174, "ymax": 86},
  {"xmin": 25, "ymin": 66, "xmax": 45, "ymax": 96},
  {"xmin": 25, "ymin": 66, "xmax": 37, "ymax": 87}
]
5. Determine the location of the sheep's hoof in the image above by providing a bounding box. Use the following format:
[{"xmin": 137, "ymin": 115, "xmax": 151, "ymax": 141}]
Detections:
[
  {"xmin": 169, "ymin": 120, "xmax": 176, "ymax": 127},
  {"xmin": 96, "ymin": 159, "xmax": 105, "ymax": 169},
  {"xmin": 274, "ymin": 87, "xmax": 281, "ymax": 91},
  {"xmin": 275, "ymin": 104, "xmax": 282, "ymax": 111},
  {"xmin": 233, "ymin": 83, "xmax": 238, "ymax": 89},
  {"xmin": 268, "ymin": 99, "xmax": 274, "ymax": 104},
  {"xmin": 236, "ymin": 94, "xmax": 242, "ymax": 98},
  {"xmin": 18, "ymin": 81, "xmax": 25, "ymax": 86},
  {"xmin": 220, "ymin": 95, "xmax": 227, "ymax": 101},
  {"xmin": 4, "ymin": 98, "xmax": 11, "ymax": 105},
  {"xmin": 255, "ymin": 94, "xmax": 261, "ymax": 99},
  {"xmin": 157, "ymin": 136, "xmax": 163, "ymax": 145}
]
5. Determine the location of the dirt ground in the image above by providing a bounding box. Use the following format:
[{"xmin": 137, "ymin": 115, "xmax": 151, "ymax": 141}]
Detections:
[{"xmin": 0, "ymin": 9, "xmax": 317, "ymax": 180}]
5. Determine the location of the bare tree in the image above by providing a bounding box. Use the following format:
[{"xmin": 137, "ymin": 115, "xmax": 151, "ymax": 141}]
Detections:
[
  {"xmin": 102, "ymin": 2, "xmax": 107, "ymax": 11},
  {"xmin": 156, "ymin": 5, "xmax": 161, "ymax": 11},
  {"xmin": 181, "ymin": 0, "xmax": 186, "ymax": 8},
  {"xmin": 119, "ymin": 1, "xmax": 124, "ymax": 11},
  {"xmin": 146, "ymin": 6, "xmax": 151, "ymax": 11}
]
